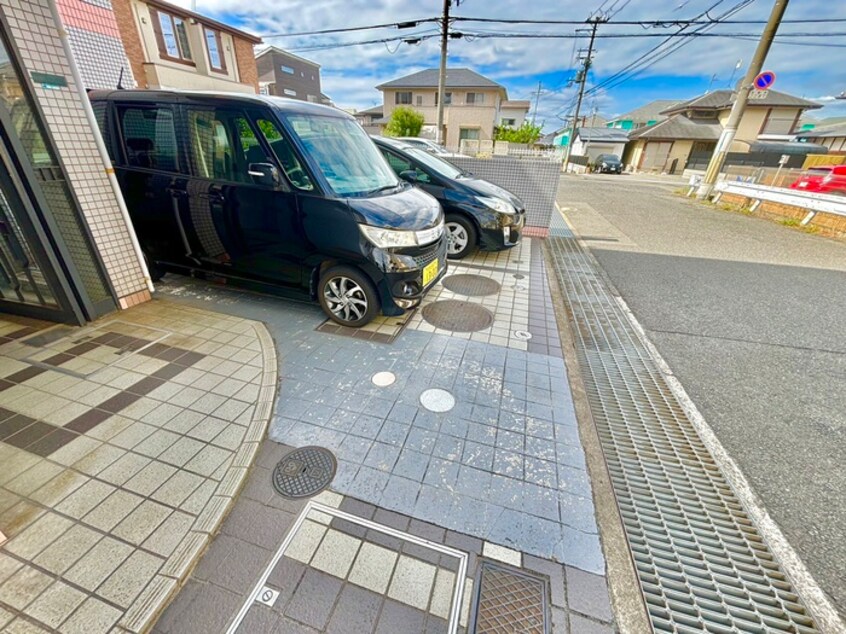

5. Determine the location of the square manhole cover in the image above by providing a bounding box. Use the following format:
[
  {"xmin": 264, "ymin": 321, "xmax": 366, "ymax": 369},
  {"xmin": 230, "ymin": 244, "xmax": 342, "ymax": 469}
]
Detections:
[{"xmin": 472, "ymin": 562, "xmax": 548, "ymax": 634}]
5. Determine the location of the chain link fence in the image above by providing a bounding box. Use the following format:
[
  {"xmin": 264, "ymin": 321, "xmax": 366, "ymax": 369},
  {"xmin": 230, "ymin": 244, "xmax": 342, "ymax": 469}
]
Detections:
[{"xmin": 445, "ymin": 153, "xmax": 561, "ymax": 229}]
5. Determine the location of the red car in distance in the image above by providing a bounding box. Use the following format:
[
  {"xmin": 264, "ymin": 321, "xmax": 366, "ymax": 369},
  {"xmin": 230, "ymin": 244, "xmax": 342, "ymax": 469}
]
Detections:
[{"xmin": 789, "ymin": 165, "xmax": 846, "ymax": 195}]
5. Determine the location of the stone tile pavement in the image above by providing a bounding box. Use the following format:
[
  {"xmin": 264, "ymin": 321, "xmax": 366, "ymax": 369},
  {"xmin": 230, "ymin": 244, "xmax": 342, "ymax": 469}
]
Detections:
[
  {"xmin": 157, "ymin": 239, "xmax": 604, "ymax": 576},
  {"xmin": 154, "ymin": 441, "xmax": 616, "ymax": 633},
  {"xmin": 0, "ymin": 302, "xmax": 276, "ymax": 633}
]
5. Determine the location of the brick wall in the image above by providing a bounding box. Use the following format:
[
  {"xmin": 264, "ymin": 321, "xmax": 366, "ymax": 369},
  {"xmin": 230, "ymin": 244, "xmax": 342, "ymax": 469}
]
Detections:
[
  {"xmin": 234, "ymin": 38, "xmax": 258, "ymax": 92},
  {"xmin": 110, "ymin": 0, "xmax": 148, "ymax": 89}
]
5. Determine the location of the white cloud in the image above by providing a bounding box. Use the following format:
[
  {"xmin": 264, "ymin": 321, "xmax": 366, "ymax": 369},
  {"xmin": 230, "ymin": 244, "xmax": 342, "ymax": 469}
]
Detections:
[{"xmin": 178, "ymin": 0, "xmax": 846, "ymax": 128}]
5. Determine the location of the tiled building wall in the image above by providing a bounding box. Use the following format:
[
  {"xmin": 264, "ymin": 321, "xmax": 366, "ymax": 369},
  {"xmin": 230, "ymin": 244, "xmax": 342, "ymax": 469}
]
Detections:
[
  {"xmin": 1, "ymin": 0, "xmax": 149, "ymax": 303},
  {"xmin": 55, "ymin": 0, "xmax": 136, "ymax": 89}
]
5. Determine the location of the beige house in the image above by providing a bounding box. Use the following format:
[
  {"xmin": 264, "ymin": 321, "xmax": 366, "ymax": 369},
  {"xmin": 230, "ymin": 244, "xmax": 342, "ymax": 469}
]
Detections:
[
  {"xmin": 376, "ymin": 68, "xmax": 529, "ymax": 148},
  {"xmin": 112, "ymin": 0, "xmax": 262, "ymax": 93},
  {"xmin": 625, "ymin": 89, "xmax": 821, "ymax": 173}
]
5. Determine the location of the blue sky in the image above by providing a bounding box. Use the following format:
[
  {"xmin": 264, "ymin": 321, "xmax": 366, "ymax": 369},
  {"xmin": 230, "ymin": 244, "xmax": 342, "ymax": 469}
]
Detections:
[{"xmin": 175, "ymin": 0, "xmax": 846, "ymax": 131}]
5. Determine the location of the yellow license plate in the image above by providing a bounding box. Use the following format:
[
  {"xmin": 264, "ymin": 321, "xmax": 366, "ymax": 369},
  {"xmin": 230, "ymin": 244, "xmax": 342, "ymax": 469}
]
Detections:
[{"xmin": 422, "ymin": 259, "xmax": 439, "ymax": 286}]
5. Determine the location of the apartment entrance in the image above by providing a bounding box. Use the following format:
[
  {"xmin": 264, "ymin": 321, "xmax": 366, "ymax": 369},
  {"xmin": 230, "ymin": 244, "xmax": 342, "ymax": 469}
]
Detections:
[{"xmin": 0, "ymin": 23, "xmax": 115, "ymax": 324}]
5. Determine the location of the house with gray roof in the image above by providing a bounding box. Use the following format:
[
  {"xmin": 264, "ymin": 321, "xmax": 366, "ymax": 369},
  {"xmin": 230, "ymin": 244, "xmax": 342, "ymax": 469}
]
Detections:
[
  {"xmin": 623, "ymin": 89, "xmax": 821, "ymax": 173},
  {"xmin": 570, "ymin": 127, "xmax": 630, "ymax": 160},
  {"xmin": 795, "ymin": 122, "xmax": 846, "ymax": 153},
  {"xmin": 375, "ymin": 68, "xmax": 530, "ymax": 147},
  {"xmin": 606, "ymin": 99, "xmax": 680, "ymax": 131}
]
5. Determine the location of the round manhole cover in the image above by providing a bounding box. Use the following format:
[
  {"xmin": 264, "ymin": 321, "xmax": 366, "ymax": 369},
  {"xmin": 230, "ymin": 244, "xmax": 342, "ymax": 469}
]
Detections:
[
  {"xmin": 371, "ymin": 371, "xmax": 396, "ymax": 387},
  {"xmin": 421, "ymin": 300, "xmax": 494, "ymax": 332},
  {"xmin": 420, "ymin": 388, "xmax": 456, "ymax": 413},
  {"xmin": 272, "ymin": 446, "xmax": 337, "ymax": 499},
  {"xmin": 441, "ymin": 274, "xmax": 501, "ymax": 297}
]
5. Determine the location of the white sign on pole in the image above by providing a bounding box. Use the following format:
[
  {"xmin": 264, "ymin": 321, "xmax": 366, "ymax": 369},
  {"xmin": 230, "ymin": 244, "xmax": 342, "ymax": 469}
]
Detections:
[{"xmin": 749, "ymin": 89, "xmax": 769, "ymax": 100}]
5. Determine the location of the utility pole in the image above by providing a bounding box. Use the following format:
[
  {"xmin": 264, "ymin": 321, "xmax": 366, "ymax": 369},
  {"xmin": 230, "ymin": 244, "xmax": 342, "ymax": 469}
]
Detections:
[
  {"xmin": 696, "ymin": 0, "xmax": 789, "ymax": 199},
  {"xmin": 436, "ymin": 0, "xmax": 452, "ymax": 146},
  {"xmin": 531, "ymin": 81, "xmax": 542, "ymax": 126},
  {"xmin": 563, "ymin": 16, "xmax": 605, "ymax": 170}
]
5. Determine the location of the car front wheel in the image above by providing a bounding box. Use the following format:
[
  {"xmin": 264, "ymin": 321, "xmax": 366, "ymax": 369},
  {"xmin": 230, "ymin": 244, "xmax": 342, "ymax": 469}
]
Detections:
[
  {"xmin": 318, "ymin": 266, "xmax": 380, "ymax": 327},
  {"xmin": 445, "ymin": 214, "xmax": 477, "ymax": 259}
]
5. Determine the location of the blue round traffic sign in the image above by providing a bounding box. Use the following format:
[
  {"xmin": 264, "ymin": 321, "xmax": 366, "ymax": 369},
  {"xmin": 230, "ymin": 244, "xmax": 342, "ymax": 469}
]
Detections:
[{"xmin": 754, "ymin": 71, "xmax": 776, "ymax": 90}]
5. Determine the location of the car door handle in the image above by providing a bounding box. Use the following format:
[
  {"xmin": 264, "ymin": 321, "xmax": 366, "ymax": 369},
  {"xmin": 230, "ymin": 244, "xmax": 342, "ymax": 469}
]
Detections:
[{"xmin": 166, "ymin": 188, "xmax": 188, "ymax": 199}]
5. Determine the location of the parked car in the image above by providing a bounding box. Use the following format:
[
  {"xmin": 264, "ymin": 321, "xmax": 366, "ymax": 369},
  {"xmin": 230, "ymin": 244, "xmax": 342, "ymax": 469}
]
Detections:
[
  {"xmin": 593, "ymin": 154, "xmax": 622, "ymax": 174},
  {"xmin": 789, "ymin": 165, "xmax": 846, "ymax": 195},
  {"xmin": 396, "ymin": 137, "xmax": 464, "ymax": 158},
  {"xmin": 373, "ymin": 137, "xmax": 526, "ymax": 259},
  {"xmin": 90, "ymin": 90, "xmax": 447, "ymax": 327}
]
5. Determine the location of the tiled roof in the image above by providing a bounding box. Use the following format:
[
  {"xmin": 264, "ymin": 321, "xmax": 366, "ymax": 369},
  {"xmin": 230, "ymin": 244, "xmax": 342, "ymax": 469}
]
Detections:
[
  {"xmin": 628, "ymin": 115, "xmax": 722, "ymax": 141},
  {"xmin": 662, "ymin": 89, "xmax": 821, "ymax": 113},
  {"xmin": 377, "ymin": 68, "xmax": 504, "ymax": 90},
  {"xmin": 609, "ymin": 99, "xmax": 680, "ymax": 124},
  {"xmin": 576, "ymin": 127, "xmax": 629, "ymax": 143}
]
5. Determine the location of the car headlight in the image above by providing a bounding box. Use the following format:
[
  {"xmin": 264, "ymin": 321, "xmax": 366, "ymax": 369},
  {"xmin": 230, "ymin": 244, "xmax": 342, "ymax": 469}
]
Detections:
[
  {"xmin": 359, "ymin": 222, "xmax": 444, "ymax": 249},
  {"xmin": 601, "ymin": 162, "xmax": 608, "ymax": 168},
  {"xmin": 476, "ymin": 196, "xmax": 516, "ymax": 214}
]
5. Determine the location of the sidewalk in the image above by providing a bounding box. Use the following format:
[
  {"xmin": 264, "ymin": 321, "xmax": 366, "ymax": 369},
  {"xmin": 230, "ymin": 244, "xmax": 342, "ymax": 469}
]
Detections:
[
  {"xmin": 0, "ymin": 302, "xmax": 276, "ymax": 633},
  {"xmin": 154, "ymin": 237, "xmax": 617, "ymax": 633}
]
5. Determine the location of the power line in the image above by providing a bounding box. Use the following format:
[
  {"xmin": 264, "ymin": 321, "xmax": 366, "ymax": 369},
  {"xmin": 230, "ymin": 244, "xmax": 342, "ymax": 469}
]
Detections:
[
  {"xmin": 258, "ymin": 14, "xmax": 846, "ymax": 39},
  {"xmin": 582, "ymin": 0, "xmax": 757, "ymax": 99},
  {"xmin": 450, "ymin": 15, "xmax": 846, "ymax": 26},
  {"xmin": 262, "ymin": 17, "xmax": 439, "ymax": 38}
]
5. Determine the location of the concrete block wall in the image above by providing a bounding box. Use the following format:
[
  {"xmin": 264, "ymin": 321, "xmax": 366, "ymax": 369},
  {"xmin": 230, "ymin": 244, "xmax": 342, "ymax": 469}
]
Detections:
[{"xmin": 1, "ymin": 0, "xmax": 149, "ymax": 307}]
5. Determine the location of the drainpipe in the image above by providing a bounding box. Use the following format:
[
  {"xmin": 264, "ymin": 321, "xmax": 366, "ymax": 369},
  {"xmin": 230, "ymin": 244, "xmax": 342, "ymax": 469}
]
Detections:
[{"xmin": 47, "ymin": 1, "xmax": 155, "ymax": 295}]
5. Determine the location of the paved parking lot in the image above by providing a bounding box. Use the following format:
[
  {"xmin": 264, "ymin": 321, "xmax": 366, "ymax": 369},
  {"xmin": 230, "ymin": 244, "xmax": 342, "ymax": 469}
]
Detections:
[{"xmin": 159, "ymin": 238, "xmax": 602, "ymax": 575}]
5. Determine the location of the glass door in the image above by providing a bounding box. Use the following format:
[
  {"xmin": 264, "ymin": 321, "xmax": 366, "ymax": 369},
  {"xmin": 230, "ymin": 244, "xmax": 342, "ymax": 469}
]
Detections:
[
  {"xmin": 0, "ymin": 22, "xmax": 114, "ymax": 323},
  {"xmin": 0, "ymin": 165, "xmax": 58, "ymax": 308}
]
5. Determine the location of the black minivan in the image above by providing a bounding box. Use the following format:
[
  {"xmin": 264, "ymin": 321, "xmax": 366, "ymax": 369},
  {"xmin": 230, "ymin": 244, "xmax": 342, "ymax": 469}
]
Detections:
[
  {"xmin": 373, "ymin": 137, "xmax": 525, "ymax": 259},
  {"xmin": 89, "ymin": 90, "xmax": 446, "ymax": 327}
]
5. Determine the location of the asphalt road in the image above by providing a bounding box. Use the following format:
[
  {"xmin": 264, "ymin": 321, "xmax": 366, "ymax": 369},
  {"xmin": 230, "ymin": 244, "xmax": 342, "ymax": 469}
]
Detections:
[{"xmin": 557, "ymin": 173, "xmax": 846, "ymax": 619}]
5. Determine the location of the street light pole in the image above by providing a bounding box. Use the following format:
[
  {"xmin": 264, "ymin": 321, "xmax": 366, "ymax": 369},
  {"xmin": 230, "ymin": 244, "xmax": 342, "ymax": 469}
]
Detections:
[
  {"xmin": 563, "ymin": 17, "xmax": 604, "ymax": 171},
  {"xmin": 695, "ymin": 0, "xmax": 789, "ymax": 199},
  {"xmin": 436, "ymin": 0, "xmax": 451, "ymax": 146}
]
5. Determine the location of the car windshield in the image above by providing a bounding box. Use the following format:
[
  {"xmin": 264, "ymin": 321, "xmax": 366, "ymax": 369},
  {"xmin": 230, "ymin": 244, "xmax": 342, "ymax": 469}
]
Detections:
[
  {"xmin": 283, "ymin": 114, "xmax": 399, "ymax": 196},
  {"xmin": 601, "ymin": 155, "xmax": 621, "ymax": 162},
  {"xmin": 405, "ymin": 147, "xmax": 464, "ymax": 179}
]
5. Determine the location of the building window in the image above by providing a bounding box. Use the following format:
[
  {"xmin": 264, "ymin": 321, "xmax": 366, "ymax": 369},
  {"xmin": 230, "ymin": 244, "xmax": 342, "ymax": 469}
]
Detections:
[
  {"xmin": 501, "ymin": 118, "xmax": 516, "ymax": 127},
  {"xmin": 416, "ymin": 95, "xmax": 423, "ymax": 106},
  {"xmin": 204, "ymin": 28, "xmax": 226, "ymax": 72},
  {"xmin": 152, "ymin": 9, "xmax": 193, "ymax": 63},
  {"xmin": 395, "ymin": 91, "xmax": 412, "ymax": 105},
  {"xmin": 284, "ymin": 89, "xmax": 297, "ymax": 97},
  {"xmin": 307, "ymin": 94, "xmax": 318, "ymax": 103},
  {"xmin": 434, "ymin": 92, "xmax": 452, "ymax": 105},
  {"xmin": 281, "ymin": 65, "xmax": 295, "ymax": 74},
  {"xmin": 760, "ymin": 109, "xmax": 800, "ymax": 136},
  {"xmin": 466, "ymin": 92, "xmax": 485, "ymax": 105},
  {"xmin": 459, "ymin": 128, "xmax": 480, "ymax": 141}
]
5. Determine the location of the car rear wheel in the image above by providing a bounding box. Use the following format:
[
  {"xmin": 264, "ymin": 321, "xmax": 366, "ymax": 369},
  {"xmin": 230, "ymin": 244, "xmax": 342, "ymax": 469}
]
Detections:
[
  {"xmin": 445, "ymin": 214, "xmax": 477, "ymax": 259},
  {"xmin": 318, "ymin": 266, "xmax": 380, "ymax": 327}
]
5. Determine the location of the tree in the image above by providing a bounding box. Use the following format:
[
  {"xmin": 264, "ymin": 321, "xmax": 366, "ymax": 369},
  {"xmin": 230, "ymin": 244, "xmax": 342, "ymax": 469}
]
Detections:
[
  {"xmin": 494, "ymin": 121, "xmax": 543, "ymax": 144},
  {"xmin": 385, "ymin": 107, "xmax": 425, "ymax": 137}
]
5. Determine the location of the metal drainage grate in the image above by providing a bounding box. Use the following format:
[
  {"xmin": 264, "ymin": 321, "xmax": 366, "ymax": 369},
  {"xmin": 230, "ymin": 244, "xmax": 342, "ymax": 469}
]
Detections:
[
  {"xmin": 545, "ymin": 229, "xmax": 820, "ymax": 633},
  {"xmin": 272, "ymin": 446, "xmax": 337, "ymax": 499},
  {"xmin": 472, "ymin": 563, "xmax": 547, "ymax": 634},
  {"xmin": 421, "ymin": 300, "xmax": 493, "ymax": 332},
  {"xmin": 442, "ymin": 273, "xmax": 501, "ymax": 297}
]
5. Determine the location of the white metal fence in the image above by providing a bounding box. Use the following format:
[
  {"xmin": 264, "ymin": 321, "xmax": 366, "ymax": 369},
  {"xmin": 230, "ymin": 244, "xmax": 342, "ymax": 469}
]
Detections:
[{"xmin": 713, "ymin": 181, "xmax": 846, "ymax": 225}]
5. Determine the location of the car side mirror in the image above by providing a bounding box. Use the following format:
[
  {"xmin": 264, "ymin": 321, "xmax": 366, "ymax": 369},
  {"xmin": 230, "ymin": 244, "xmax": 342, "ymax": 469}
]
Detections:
[
  {"xmin": 248, "ymin": 163, "xmax": 282, "ymax": 188},
  {"xmin": 399, "ymin": 169, "xmax": 419, "ymax": 183}
]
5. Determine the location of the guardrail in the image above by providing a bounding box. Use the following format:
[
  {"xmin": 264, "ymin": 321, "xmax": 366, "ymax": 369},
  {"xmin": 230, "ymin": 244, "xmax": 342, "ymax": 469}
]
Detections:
[{"xmin": 713, "ymin": 181, "xmax": 846, "ymax": 225}]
